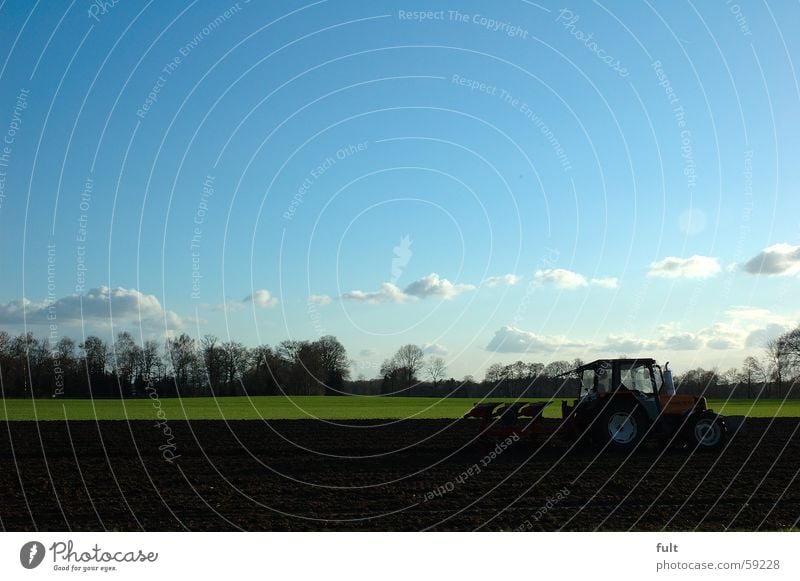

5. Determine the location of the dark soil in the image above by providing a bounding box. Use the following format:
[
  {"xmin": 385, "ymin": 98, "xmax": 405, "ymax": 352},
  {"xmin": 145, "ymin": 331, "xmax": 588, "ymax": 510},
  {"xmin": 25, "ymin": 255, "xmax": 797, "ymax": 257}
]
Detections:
[{"xmin": 1, "ymin": 418, "xmax": 798, "ymax": 531}]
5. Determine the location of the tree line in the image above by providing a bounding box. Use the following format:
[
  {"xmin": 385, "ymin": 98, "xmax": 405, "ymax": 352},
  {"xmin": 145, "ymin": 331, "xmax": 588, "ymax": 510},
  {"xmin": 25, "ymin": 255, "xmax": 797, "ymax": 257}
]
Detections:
[
  {"xmin": 672, "ymin": 328, "xmax": 800, "ymax": 398},
  {"xmin": 0, "ymin": 330, "xmax": 350, "ymax": 398},
  {"xmin": 1, "ymin": 325, "xmax": 798, "ymax": 399}
]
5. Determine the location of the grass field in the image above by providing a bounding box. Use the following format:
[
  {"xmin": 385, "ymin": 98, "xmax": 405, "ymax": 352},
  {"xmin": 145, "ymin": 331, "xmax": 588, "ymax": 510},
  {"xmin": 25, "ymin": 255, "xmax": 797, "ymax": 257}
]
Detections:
[{"xmin": 1, "ymin": 396, "xmax": 799, "ymax": 421}]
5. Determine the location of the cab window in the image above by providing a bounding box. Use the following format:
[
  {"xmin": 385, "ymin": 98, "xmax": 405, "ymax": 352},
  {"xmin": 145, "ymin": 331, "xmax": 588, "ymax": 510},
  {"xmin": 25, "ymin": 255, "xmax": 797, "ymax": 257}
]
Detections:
[
  {"xmin": 597, "ymin": 363, "xmax": 611, "ymax": 393},
  {"xmin": 620, "ymin": 363, "xmax": 655, "ymax": 394},
  {"xmin": 580, "ymin": 369, "xmax": 595, "ymax": 396}
]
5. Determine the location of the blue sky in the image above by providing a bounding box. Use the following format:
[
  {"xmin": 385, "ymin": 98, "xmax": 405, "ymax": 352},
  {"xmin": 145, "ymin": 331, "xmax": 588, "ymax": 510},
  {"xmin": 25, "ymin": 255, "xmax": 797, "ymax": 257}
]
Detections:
[{"xmin": 0, "ymin": 0, "xmax": 798, "ymax": 379}]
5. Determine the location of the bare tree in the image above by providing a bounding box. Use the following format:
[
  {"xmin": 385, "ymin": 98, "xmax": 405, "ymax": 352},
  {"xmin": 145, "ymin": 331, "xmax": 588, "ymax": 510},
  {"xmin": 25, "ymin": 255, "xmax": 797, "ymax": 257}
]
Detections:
[
  {"xmin": 380, "ymin": 357, "xmax": 401, "ymax": 392},
  {"xmin": 544, "ymin": 360, "xmax": 572, "ymax": 378},
  {"xmin": 140, "ymin": 340, "xmax": 160, "ymax": 383},
  {"xmin": 80, "ymin": 335, "xmax": 108, "ymax": 379},
  {"xmin": 741, "ymin": 356, "xmax": 766, "ymax": 398},
  {"xmin": 166, "ymin": 333, "xmax": 196, "ymax": 389},
  {"xmin": 765, "ymin": 338, "xmax": 787, "ymax": 398},
  {"xmin": 393, "ymin": 344, "xmax": 425, "ymax": 387},
  {"xmin": 484, "ymin": 362, "xmax": 506, "ymax": 383},
  {"xmin": 722, "ymin": 367, "xmax": 741, "ymax": 386},
  {"xmin": 55, "ymin": 337, "xmax": 76, "ymax": 365},
  {"xmin": 200, "ymin": 334, "xmax": 222, "ymax": 391},
  {"xmin": 246, "ymin": 344, "xmax": 281, "ymax": 395},
  {"xmin": 527, "ymin": 362, "xmax": 545, "ymax": 378},
  {"xmin": 113, "ymin": 331, "xmax": 140, "ymax": 394},
  {"xmin": 0, "ymin": 330, "xmax": 9, "ymax": 355},
  {"xmin": 221, "ymin": 341, "xmax": 249, "ymax": 395},
  {"xmin": 779, "ymin": 327, "xmax": 800, "ymax": 375},
  {"xmin": 314, "ymin": 335, "xmax": 350, "ymax": 394},
  {"xmin": 426, "ymin": 357, "xmax": 447, "ymax": 386},
  {"xmin": 277, "ymin": 340, "xmax": 304, "ymax": 366}
]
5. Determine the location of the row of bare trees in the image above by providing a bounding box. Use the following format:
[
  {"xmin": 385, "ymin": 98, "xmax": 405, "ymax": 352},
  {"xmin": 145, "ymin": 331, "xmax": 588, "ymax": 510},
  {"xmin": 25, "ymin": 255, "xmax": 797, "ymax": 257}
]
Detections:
[
  {"xmin": 2, "ymin": 325, "xmax": 799, "ymax": 399},
  {"xmin": 480, "ymin": 359, "xmax": 583, "ymax": 398},
  {"xmin": 667, "ymin": 328, "xmax": 800, "ymax": 398},
  {"xmin": 478, "ymin": 326, "xmax": 800, "ymax": 399},
  {"xmin": 0, "ymin": 330, "xmax": 350, "ymax": 398}
]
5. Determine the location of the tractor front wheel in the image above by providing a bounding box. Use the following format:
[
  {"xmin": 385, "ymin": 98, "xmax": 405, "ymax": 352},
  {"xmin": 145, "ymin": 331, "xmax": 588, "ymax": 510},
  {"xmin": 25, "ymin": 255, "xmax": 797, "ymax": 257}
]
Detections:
[
  {"xmin": 596, "ymin": 401, "xmax": 648, "ymax": 452},
  {"xmin": 687, "ymin": 411, "xmax": 727, "ymax": 451}
]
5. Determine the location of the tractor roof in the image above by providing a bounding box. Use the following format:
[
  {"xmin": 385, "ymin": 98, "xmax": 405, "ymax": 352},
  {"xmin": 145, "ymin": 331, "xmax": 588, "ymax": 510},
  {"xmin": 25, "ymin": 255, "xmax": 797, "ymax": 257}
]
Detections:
[{"xmin": 564, "ymin": 358, "xmax": 657, "ymax": 376}]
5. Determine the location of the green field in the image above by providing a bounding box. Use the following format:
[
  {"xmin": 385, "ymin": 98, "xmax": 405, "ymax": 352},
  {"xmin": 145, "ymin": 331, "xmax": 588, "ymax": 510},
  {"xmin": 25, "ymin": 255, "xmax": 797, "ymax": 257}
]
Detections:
[{"xmin": 1, "ymin": 396, "xmax": 799, "ymax": 421}]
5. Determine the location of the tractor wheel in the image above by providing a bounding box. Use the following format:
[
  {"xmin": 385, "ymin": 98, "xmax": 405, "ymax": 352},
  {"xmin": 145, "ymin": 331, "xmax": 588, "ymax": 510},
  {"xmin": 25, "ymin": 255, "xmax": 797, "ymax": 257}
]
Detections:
[
  {"xmin": 687, "ymin": 411, "xmax": 727, "ymax": 451},
  {"xmin": 596, "ymin": 401, "xmax": 648, "ymax": 452}
]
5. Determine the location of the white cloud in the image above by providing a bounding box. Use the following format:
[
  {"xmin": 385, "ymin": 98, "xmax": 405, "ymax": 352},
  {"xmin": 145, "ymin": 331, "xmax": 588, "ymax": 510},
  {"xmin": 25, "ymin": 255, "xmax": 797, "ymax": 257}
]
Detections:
[
  {"xmin": 308, "ymin": 294, "xmax": 332, "ymax": 306},
  {"xmin": 359, "ymin": 348, "xmax": 377, "ymax": 357},
  {"xmin": 484, "ymin": 274, "xmax": 521, "ymax": 287},
  {"xmin": 590, "ymin": 277, "xmax": 619, "ymax": 289},
  {"xmin": 600, "ymin": 327, "xmax": 698, "ymax": 353},
  {"xmin": 647, "ymin": 255, "xmax": 720, "ymax": 279},
  {"xmin": 403, "ymin": 273, "xmax": 475, "ymax": 299},
  {"xmin": 341, "ymin": 282, "xmax": 410, "ymax": 304},
  {"xmin": 701, "ymin": 322, "xmax": 747, "ymax": 351},
  {"xmin": 422, "ymin": 343, "xmax": 449, "ymax": 355},
  {"xmin": 342, "ymin": 273, "xmax": 474, "ymax": 304},
  {"xmin": 725, "ymin": 306, "xmax": 800, "ymax": 327},
  {"xmin": 486, "ymin": 326, "xmax": 583, "ymax": 353},
  {"xmin": 725, "ymin": 305, "xmax": 772, "ymax": 321},
  {"xmin": 720, "ymin": 306, "xmax": 795, "ymax": 349},
  {"xmin": 531, "ymin": 270, "xmax": 617, "ymax": 290},
  {"xmin": 601, "ymin": 335, "xmax": 658, "ymax": 353},
  {"xmin": 533, "ymin": 268, "xmax": 587, "ymax": 289},
  {"xmin": 707, "ymin": 337, "xmax": 739, "ymax": 350},
  {"xmin": 243, "ymin": 289, "xmax": 278, "ymax": 308},
  {"xmin": 661, "ymin": 332, "xmax": 703, "ymax": 350},
  {"xmin": 601, "ymin": 328, "xmax": 699, "ymax": 352},
  {"xmin": 0, "ymin": 298, "xmax": 39, "ymax": 323},
  {"xmin": 745, "ymin": 323, "xmax": 793, "ymax": 348},
  {"xmin": 741, "ymin": 243, "xmax": 800, "ymax": 276},
  {"xmin": 0, "ymin": 286, "xmax": 185, "ymax": 331}
]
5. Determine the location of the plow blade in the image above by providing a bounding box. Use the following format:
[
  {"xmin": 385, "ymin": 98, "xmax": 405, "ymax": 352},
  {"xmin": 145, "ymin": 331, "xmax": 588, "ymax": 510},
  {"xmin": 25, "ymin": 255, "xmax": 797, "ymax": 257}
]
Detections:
[
  {"xmin": 464, "ymin": 401, "xmax": 560, "ymax": 444},
  {"xmin": 463, "ymin": 401, "xmax": 551, "ymax": 422},
  {"xmin": 463, "ymin": 402, "xmax": 503, "ymax": 420}
]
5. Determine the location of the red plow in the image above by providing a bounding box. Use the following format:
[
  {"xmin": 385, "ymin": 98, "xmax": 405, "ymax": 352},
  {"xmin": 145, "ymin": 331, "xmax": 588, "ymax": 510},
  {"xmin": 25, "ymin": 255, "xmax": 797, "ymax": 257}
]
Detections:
[{"xmin": 463, "ymin": 400, "xmax": 569, "ymax": 445}]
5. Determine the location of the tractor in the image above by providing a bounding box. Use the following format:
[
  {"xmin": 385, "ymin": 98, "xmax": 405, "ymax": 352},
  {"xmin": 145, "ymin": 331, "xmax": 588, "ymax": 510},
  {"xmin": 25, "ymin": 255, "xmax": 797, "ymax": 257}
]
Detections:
[{"xmin": 465, "ymin": 358, "xmax": 738, "ymax": 452}]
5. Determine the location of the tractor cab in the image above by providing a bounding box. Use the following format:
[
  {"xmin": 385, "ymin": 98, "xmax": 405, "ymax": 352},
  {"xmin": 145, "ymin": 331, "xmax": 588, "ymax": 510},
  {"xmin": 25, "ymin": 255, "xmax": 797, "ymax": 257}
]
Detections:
[{"xmin": 575, "ymin": 358, "xmax": 663, "ymax": 418}]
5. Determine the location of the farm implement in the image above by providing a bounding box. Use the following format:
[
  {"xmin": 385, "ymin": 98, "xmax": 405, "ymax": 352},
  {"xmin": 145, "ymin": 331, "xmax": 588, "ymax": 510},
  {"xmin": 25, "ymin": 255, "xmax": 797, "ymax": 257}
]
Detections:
[{"xmin": 466, "ymin": 358, "xmax": 741, "ymax": 452}]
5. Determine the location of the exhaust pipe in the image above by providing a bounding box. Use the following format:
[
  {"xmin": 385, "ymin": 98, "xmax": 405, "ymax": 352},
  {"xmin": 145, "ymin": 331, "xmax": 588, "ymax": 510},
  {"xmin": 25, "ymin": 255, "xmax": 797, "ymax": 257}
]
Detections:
[{"xmin": 663, "ymin": 361, "xmax": 676, "ymax": 396}]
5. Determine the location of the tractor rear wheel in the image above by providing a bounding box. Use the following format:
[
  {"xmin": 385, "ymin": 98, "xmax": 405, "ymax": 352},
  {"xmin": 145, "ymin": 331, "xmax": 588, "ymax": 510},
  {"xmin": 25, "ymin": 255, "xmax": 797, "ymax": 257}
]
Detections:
[
  {"xmin": 687, "ymin": 411, "xmax": 727, "ymax": 451},
  {"xmin": 596, "ymin": 401, "xmax": 648, "ymax": 452}
]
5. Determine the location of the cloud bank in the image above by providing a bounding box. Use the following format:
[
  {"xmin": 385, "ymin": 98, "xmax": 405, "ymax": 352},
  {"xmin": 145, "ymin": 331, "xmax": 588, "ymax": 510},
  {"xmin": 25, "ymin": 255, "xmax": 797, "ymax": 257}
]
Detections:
[{"xmin": 0, "ymin": 286, "xmax": 185, "ymax": 331}]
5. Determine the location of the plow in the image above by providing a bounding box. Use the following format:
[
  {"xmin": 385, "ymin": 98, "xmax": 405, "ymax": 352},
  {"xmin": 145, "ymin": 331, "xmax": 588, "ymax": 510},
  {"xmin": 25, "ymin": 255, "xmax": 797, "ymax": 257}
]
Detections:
[{"xmin": 466, "ymin": 358, "xmax": 742, "ymax": 452}]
